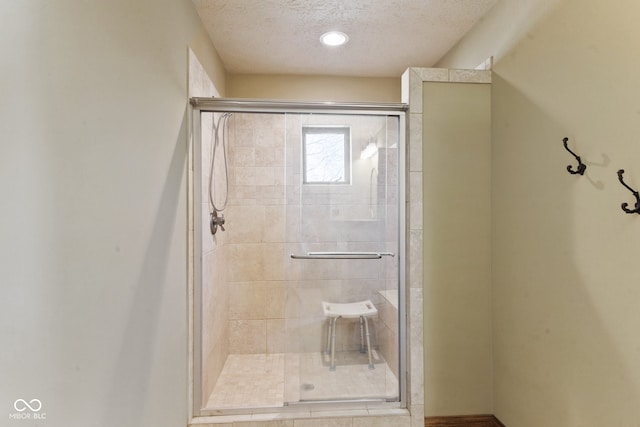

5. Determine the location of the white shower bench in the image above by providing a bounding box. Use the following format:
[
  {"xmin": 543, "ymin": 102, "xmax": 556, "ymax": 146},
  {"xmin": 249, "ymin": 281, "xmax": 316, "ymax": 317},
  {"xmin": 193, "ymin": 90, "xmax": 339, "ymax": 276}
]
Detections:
[{"xmin": 322, "ymin": 300, "xmax": 378, "ymax": 371}]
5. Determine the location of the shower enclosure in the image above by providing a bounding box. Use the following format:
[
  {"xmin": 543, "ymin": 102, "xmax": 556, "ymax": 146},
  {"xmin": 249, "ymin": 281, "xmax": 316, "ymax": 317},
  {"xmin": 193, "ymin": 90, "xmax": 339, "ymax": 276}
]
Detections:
[{"xmin": 190, "ymin": 99, "xmax": 406, "ymax": 416}]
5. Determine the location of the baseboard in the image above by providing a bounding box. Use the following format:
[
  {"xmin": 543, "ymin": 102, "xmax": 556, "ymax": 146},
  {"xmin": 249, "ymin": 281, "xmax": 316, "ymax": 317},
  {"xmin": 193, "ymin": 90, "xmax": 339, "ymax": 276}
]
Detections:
[{"xmin": 425, "ymin": 414, "xmax": 505, "ymax": 427}]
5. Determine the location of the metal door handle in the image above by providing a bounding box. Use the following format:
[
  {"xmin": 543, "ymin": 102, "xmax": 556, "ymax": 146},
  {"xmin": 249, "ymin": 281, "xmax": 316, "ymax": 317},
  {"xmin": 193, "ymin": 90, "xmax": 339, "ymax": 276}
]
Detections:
[{"xmin": 290, "ymin": 251, "xmax": 394, "ymax": 260}]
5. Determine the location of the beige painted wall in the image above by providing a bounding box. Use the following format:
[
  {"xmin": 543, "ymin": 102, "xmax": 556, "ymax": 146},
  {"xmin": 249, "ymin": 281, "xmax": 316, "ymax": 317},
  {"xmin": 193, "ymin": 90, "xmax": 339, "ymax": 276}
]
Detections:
[
  {"xmin": 190, "ymin": 27, "xmax": 227, "ymax": 96},
  {"xmin": 422, "ymin": 82, "xmax": 492, "ymax": 416},
  {"xmin": 436, "ymin": 0, "xmax": 562, "ymax": 70},
  {"xmin": 227, "ymin": 73, "xmax": 401, "ymax": 103},
  {"xmin": 0, "ymin": 1, "xmax": 222, "ymax": 426},
  {"xmin": 439, "ymin": 0, "xmax": 640, "ymax": 425}
]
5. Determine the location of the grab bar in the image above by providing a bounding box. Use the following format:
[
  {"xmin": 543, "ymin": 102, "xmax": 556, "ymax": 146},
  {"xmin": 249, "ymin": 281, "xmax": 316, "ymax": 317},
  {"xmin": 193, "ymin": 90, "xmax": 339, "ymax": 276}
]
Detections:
[{"xmin": 290, "ymin": 251, "xmax": 395, "ymax": 260}]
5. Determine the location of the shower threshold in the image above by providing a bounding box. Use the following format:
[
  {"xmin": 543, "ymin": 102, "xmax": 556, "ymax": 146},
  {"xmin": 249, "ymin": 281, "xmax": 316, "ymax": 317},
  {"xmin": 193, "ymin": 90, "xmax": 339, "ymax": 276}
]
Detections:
[{"xmin": 204, "ymin": 352, "xmax": 398, "ymax": 411}]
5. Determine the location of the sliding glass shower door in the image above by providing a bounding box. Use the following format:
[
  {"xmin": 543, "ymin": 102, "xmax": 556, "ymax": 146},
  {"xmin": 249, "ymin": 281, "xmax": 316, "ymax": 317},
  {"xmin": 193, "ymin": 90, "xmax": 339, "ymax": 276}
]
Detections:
[
  {"xmin": 284, "ymin": 112, "xmax": 401, "ymax": 404},
  {"xmin": 191, "ymin": 99, "xmax": 405, "ymax": 415}
]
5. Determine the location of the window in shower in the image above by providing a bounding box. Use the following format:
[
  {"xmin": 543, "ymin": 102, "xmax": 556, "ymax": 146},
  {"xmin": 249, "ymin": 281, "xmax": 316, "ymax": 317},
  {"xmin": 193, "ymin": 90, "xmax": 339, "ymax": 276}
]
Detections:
[{"xmin": 302, "ymin": 126, "xmax": 351, "ymax": 184}]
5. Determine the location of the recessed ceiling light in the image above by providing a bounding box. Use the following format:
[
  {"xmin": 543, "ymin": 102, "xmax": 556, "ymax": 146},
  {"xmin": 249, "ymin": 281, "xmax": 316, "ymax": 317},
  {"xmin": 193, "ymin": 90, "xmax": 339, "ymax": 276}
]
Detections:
[{"xmin": 320, "ymin": 31, "xmax": 349, "ymax": 46}]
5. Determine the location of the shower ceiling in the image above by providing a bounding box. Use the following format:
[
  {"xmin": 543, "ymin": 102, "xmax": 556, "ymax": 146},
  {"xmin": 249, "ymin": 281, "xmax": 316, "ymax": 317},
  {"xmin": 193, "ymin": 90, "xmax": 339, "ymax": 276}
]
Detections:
[{"xmin": 191, "ymin": 0, "xmax": 499, "ymax": 78}]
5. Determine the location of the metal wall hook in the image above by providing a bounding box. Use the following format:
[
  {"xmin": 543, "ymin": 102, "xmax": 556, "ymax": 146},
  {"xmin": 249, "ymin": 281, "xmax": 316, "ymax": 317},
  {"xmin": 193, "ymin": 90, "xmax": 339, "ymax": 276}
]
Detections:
[
  {"xmin": 562, "ymin": 137, "xmax": 586, "ymax": 175},
  {"xmin": 617, "ymin": 169, "xmax": 640, "ymax": 214}
]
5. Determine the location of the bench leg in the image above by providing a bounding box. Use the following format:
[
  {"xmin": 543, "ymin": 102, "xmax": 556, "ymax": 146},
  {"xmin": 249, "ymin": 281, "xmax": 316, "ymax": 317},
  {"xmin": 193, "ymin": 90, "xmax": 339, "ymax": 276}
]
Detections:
[
  {"xmin": 330, "ymin": 317, "xmax": 338, "ymax": 371},
  {"xmin": 363, "ymin": 316, "xmax": 374, "ymax": 369},
  {"xmin": 325, "ymin": 318, "xmax": 332, "ymax": 355},
  {"xmin": 359, "ymin": 316, "xmax": 365, "ymax": 353}
]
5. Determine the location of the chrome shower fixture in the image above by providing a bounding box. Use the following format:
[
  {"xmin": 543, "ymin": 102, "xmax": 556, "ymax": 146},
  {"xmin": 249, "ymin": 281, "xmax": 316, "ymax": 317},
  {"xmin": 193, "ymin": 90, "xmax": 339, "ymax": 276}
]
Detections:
[
  {"xmin": 208, "ymin": 112, "xmax": 232, "ymax": 235},
  {"xmin": 210, "ymin": 210, "xmax": 225, "ymax": 235}
]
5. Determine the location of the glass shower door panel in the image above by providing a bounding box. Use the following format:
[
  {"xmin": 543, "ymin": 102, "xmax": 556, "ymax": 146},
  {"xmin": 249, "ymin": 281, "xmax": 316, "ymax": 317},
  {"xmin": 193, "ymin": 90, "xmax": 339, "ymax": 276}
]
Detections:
[{"xmin": 285, "ymin": 113, "xmax": 399, "ymax": 404}]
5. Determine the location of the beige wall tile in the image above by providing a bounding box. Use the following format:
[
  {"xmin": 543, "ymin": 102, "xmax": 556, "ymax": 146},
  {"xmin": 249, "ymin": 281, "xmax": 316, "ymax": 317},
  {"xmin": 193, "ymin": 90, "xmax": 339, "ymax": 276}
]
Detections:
[
  {"xmin": 226, "ymin": 205, "xmax": 265, "ymax": 243},
  {"xmin": 409, "ymin": 405, "xmax": 424, "ymax": 427},
  {"xmin": 408, "ymin": 69, "xmax": 424, "ymax": 113},
  {"xmin": 264, "ymin": 205, "xmax": 285, "ymax": 243},
  {"xmin": 263, "ymin": 243, "xmax": 285, "ymax": 280},
  {"xmin": 284, "ymin": 285, "xmax": 301, "ymax": 320},
  {"xmin": 201, "ymin": 203, "xmax": 215, "ymax": 255},
  {"xmin": 408, "ymin": 202, "xmax": 422, "ymax": 231},
  {"xmin": 408, "ymin": 113, "xmax": 423, "ymax": 173},
  {"xmin": 256, "ymin": 146, "xmax": 285, "ymax": 167},
  {"xmin": 265, "ymin": 282, "xmax": 286, "ymax": 319},
  {"xmin": 408, "ymin": 230, "xmax": 423, "ymax": 289},
  {"xmin": 409, "ymin": 287, "xmax": 424, "ymax": 405},
  {"xmin": 232, "ymin": 146, "xmax": 256, "ymax": 167},
  {"xmin": 234, "ymin": 127, "xmax": 256, "ymax": 148},
  {"xmin": 448, "ymin": 68, "xmax": 491, "ymax": 83},
  {"xmin": 297, "ymin": 317, "xmax": 325, "ymax": 353},
  {"xmin": 229, "ymin": 282, "xmax": 267, "ymax": 320},
  {"xmin": 408, "ymin": 171, "xmax": 422, "ymax": 204},
  {"xmin": 267, "ymin": 319, "xmax": 286, "ymax": 353},
  {"xmin": 255, "ymin": 166, "xmax": 276, "ymax": 186},
  {"xmin": 229, "ymin": 319, "xmax": 266, "ymax": 354},
  {"xmin": 226, "ymin": 243, "xmax": 264, "ymax": 282},
  {"xmin": 234, "ymin": 167, "xmax": 256, "ymax": 186},
  {"xmin": 417, "ymin": 67, "xmax": 449, "ymax": 82}
]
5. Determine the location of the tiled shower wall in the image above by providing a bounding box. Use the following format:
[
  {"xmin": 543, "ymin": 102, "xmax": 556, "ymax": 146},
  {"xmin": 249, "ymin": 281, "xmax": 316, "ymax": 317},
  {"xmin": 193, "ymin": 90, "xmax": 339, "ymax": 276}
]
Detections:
[
  {"xmin": 224, "ymin": 113, "xmax": 288, "ymax": 354},
  {"xmin": 222, "ymin": 113, "xmax": 399, "ymax": 367},
  {"xmin": 189, "ymin": 50, "xmax": 228, "ymax": 403},
  {"xmin": 201, "ymin": 110, "xmax": 229, "ymax": 402},
  {"xmin": 377, "ymin": 118, "xmax": 400, "ymax": 378}
]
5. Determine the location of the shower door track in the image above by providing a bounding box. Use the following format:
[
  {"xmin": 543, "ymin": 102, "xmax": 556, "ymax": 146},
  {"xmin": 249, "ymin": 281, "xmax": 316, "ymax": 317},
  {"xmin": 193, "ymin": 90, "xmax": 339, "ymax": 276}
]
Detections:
[
  {"xmin": 199, "ymin": 400, "xmax": 405, "ymax": 418},
  {"xmin": 189, "ymin": 98, "xmax": 408, "ymax": 419},
  {"xmin": 190, "ymin": 97, "xmax": 408, "ymax": 114}
]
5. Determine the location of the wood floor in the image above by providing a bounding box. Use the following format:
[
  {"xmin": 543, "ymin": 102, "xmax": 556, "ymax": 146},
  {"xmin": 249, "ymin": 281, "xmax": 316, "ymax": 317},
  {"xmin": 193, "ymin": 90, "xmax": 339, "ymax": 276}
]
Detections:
[{"xmin": 425, "ymin": 414, "xmax": 505, "ymax": 427}]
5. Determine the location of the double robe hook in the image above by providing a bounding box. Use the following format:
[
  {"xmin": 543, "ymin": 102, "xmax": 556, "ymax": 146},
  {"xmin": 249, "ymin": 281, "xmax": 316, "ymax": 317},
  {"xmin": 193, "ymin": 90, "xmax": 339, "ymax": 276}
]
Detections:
[
  {"xmin": 617, "ymin": 169, "xmax": 640, "ymax": 214},
  {"xmin": 562, "ymin": 137, "xmax": 586, "ymax": 175},
  {"xmin": 561, "ymin": 138, "xmax": 640, "ymax": 215}
]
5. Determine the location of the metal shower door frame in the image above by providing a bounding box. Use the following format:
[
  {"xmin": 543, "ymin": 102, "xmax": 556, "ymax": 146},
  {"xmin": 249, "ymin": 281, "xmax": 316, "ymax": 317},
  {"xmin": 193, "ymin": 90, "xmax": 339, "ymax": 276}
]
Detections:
[{"xmin": 188, "ymin": 98, "xmax": 407, "ymax": 418}]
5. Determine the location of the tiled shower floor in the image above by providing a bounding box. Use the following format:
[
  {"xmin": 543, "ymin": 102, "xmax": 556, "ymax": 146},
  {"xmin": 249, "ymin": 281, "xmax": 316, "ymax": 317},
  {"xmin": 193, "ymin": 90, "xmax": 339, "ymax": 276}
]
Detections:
[{"xmin": 205, "ymin": 351, "xmax": 398, "ymax": 409}]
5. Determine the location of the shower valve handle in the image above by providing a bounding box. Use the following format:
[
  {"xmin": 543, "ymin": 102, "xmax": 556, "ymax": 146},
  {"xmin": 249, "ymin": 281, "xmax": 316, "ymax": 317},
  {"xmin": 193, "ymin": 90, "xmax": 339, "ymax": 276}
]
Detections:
[{"xmin": 210, "ymin": 211, "xmax": 225, "ymax": 234}]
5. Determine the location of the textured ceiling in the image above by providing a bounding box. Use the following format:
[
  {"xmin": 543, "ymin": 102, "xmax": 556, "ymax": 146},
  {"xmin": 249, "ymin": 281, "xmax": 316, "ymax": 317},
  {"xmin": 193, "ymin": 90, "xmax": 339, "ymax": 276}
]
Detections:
[{"xmin": 192, "ymin": 0, "xmax": 499, "ymax": 78}]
